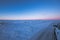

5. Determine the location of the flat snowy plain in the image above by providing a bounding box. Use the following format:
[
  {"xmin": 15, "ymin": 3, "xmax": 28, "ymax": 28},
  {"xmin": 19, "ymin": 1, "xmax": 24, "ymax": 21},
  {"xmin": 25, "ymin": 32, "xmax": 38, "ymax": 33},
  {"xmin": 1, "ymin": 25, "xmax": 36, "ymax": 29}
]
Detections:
[{"xmin": 0, "ymin": 20, "xmax": 60, "ymax": 40}]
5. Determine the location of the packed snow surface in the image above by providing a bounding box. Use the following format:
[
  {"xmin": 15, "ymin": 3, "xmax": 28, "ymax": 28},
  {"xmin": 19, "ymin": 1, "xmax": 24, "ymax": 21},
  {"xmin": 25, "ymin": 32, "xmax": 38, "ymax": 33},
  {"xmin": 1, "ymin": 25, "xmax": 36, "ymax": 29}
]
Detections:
[{"xmin": 0, "ymin": 20, "xmax": 60, "ymax": 40}]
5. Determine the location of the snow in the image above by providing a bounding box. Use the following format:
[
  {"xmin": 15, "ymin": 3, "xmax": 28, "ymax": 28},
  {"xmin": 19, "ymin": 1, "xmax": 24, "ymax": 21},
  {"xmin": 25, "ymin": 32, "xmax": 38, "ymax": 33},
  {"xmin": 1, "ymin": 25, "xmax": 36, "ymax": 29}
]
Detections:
[
  {"xmin": 0, "ymin": 20, "xmax": 60, "ymax": 40},
  {"xmin": 55, "ymin": 28, "xmax": 60, "ymax": 40}
]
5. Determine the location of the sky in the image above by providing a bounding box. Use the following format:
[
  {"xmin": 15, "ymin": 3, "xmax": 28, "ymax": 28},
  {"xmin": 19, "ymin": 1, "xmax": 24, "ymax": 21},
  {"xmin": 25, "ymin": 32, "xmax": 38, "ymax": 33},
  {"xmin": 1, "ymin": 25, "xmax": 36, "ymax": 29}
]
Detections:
[{"xmin": 0, "ymin": 0, "xmax": 60, "ymax": 20}]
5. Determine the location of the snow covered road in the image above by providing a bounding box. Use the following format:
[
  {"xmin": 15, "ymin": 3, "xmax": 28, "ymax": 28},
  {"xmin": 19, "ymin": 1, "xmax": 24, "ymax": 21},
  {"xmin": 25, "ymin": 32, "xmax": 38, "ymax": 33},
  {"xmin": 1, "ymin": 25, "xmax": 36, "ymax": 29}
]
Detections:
[{"xmin": 30, "ymin": 21, "xmax": 55, "ymax": 40}]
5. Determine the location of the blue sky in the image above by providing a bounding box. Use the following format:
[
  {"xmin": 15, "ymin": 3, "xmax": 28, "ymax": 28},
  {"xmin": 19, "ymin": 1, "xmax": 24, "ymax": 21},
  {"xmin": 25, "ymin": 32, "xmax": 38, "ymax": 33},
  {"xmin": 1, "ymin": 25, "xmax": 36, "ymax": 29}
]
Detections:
[{"xmin": 0, "ymin": 0, "xmax": 60, "ymax": 20}]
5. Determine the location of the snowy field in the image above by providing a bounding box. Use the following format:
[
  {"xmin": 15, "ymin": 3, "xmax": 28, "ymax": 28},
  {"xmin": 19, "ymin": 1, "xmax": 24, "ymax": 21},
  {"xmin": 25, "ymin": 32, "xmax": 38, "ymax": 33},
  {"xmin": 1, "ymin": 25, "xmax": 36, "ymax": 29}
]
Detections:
[{"xmin": 0, "ymin": 20, "xmax": 60, "ymax": 40}]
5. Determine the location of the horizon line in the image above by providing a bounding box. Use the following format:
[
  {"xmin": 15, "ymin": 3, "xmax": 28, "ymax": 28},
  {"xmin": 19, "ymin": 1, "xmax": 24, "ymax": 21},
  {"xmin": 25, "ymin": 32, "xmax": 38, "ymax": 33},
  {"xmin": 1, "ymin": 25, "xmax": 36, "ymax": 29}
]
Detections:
[{"xmin": 0, "ymin": 19, "xmax": 60, "ymax": 20}]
